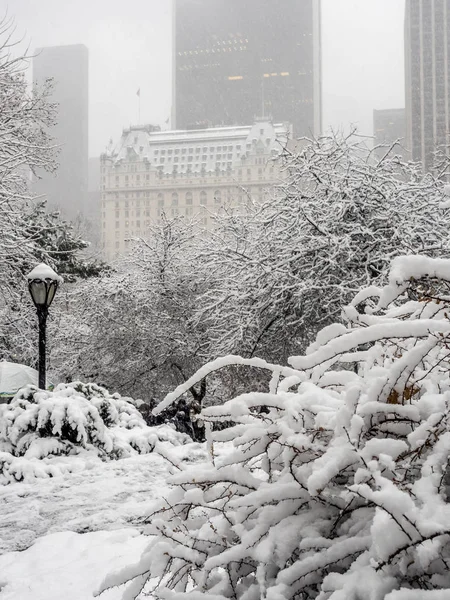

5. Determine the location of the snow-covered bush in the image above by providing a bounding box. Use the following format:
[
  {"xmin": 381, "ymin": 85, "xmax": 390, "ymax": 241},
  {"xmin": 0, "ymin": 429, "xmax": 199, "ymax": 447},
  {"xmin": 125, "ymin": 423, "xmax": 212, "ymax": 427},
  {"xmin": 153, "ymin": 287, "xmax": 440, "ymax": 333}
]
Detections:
[
  {"xmin": 0, "ymin": 382, "xmax": 189, "ymax": 484},
  {"xmin": 100, "ymin": 255, "xmax": 450, "ymax": 599}
]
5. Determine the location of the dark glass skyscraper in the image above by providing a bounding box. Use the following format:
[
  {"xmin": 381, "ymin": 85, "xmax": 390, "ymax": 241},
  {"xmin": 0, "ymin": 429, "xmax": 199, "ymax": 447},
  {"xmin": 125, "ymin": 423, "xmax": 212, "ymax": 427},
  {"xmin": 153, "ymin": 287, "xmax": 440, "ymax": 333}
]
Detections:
[
  {"xmin": 33, "ymin": 44, "xmax": 89, "ymax": 218},
  {"xmin": 405, "ymin": 0, "xmax": 450, "ymax": 171},
  {"xmin": 174, "ymin": 0, "xmax": 321, "ymax": 137}
]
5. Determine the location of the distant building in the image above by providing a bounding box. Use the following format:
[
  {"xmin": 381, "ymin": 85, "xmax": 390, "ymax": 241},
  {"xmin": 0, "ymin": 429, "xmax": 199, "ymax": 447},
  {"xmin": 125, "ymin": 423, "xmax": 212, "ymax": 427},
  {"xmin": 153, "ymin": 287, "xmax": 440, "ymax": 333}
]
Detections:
[
  {"xmin": 84, "ymin": 157, "xmax": 102, "ymax": 247},
  {"xmin": 88, "ymin": 157, "xmax": 101, "ymax": 214},
  {"xmin": 100, "ymin": 121, "xmax": 291, "ymax": 260},
  {"xmin": 174, "ymin": 0, "xmax": 321, "ymax": 137},
  {"xmin": 373, "ymin": 108, "xmax": 407, "ymax": 160},
  {"xmin": 33, "ymin": 44, "xmax": 89, "ymax": 219},
  {"xmin": 405, "ymin": 0, "xmax": 450, "ymax": 171}
]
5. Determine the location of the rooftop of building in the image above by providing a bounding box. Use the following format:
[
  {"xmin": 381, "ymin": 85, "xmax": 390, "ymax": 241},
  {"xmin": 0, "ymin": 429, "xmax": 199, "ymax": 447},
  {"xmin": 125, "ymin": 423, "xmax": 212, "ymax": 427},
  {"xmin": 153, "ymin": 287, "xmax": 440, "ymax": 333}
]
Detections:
[
  {"xmin": 35, "ymin": 43, "xmax": 89, "ymax": 54},
  {"xmin": 102, "ymin": 120, "xmax": 291, "ymax": 175}
]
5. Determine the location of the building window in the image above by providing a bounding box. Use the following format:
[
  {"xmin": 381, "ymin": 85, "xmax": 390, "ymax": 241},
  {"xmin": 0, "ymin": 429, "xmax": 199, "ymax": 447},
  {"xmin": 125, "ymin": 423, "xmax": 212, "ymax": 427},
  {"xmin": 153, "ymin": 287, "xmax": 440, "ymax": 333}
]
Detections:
[
  {"xmin": 214, "ymin": 190, "xmax": 222, "ymax": 205},
  {"xmin": 158, "ymin": 193, "xmax": 164, "ymax": 208},
  {"xmin": 200, "ymin": 190, "xmax": 207, "ymax": 206},
  {"xmin": 115, "ymin": 221, "xmax": 120, "ymax": 229},
  {"xmin": 186, "ymin": 191, "xmax": 193, "ymax": 205},
  {"xmin": 172, "ymin": 192, "xmax": 179, "ymax": 206}
]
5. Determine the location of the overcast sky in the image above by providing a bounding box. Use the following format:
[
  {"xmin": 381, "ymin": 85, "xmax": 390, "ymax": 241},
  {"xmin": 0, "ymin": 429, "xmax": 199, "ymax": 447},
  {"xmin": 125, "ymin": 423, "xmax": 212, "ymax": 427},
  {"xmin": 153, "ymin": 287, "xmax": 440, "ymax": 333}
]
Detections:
[{"xmin": 3, "ymin": 0, "xmax": 405, "ymax": 156}]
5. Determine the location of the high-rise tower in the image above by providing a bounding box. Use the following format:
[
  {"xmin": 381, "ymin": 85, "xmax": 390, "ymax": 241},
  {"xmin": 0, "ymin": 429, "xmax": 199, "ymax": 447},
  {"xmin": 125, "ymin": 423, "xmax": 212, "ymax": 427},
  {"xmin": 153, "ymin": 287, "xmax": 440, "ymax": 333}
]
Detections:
[
  {"xmin": 174, "ymin": 0, "xmax": 321, "ymax": 137},
  {"xmin": 405, "ymin": 0, "xmax": 450, "ymax": 171},
  {"xmin": 33, "ymin": 44, "xmax": 89, "ymax": 218}
]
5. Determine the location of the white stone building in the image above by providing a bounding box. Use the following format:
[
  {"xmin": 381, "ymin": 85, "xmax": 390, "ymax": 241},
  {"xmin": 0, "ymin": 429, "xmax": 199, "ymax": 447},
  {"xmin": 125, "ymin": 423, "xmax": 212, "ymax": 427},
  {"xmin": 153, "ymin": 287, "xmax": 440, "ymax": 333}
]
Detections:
[{"xmin": 100, "ymin": 120, "xmax": 291, "ymax": 260}]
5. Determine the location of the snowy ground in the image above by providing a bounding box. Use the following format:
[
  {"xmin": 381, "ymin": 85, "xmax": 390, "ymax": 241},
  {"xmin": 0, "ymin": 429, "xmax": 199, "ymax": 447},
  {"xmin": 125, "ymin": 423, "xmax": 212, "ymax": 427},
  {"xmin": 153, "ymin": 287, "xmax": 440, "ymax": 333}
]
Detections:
[
  {"xmin": 0, "ymin": 441, "xmax": 207, "ymax": 599},
  {"xmin": 0, "ymin": 529, "xmax": 149, "ymax": 600}
]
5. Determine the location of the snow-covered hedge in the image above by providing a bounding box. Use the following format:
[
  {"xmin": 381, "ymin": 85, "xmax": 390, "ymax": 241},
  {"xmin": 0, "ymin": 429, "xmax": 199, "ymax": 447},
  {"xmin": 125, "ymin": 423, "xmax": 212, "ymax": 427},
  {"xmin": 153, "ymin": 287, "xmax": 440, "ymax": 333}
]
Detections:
[
  {"xmin": 100, "ymin": 255, "xmax": 450, "ymax": 599},
  {"xmin": 0, "ymin": 382, "xmax": 189, "ymax": 484}
]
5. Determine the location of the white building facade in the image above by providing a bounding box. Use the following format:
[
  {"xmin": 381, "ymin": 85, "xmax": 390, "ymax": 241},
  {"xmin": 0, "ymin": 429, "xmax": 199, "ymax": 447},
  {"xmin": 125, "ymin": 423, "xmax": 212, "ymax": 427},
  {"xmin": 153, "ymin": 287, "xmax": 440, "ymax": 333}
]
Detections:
[{"xmin": 100, "ymin": 121, "xmax": 291, "ymax": 260}]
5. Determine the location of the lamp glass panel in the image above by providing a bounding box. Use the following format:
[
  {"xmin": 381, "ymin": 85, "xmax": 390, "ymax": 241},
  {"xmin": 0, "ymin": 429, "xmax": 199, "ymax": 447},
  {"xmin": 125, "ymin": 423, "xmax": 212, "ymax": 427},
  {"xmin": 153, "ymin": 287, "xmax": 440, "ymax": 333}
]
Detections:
[
  {"xmin": 46, "ymin": 282, "xmax": 57, "ymax": 307},
  {"xmin": 29, "ymin": 281, "xmax": 47, "ymax": 306}
]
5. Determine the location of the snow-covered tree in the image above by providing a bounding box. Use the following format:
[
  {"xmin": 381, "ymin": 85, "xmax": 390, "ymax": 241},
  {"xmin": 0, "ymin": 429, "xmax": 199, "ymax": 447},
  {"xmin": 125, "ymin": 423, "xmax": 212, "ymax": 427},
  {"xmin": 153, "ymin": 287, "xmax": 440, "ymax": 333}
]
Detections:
[
  {"xmin": 195, "ymin": 133, "xmax": 450, "ymax": 364},
  {"xmin": 99, "ymin": 254, "xmax": 450, "ymax": 599},
  {"xmin": 52, "ymin": 216, "xmax": 209, "ymax": 406},
  {"xmin": 0, "ymin": 18, "xmax": 104, "ymax": 365},
  {"xmin": 0, "ymin": 16, "xmax": 57, "ymax": 278}
]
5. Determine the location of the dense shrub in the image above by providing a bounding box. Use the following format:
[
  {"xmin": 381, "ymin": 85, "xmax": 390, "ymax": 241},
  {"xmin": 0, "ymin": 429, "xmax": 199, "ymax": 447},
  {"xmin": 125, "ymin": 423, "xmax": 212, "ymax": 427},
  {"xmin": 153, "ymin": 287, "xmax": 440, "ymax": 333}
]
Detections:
[
  {"xmin": 100, "ymin": 255, "xmax": 450, "ymax": 600},
  {"xmin": 0, "ymin": 382, "xmax": 189, "ymax": 484}
]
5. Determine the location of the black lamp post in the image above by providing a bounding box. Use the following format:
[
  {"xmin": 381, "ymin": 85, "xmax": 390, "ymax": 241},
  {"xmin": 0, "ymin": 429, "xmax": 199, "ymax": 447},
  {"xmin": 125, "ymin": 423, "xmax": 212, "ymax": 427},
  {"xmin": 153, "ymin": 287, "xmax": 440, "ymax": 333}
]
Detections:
[{"xmin": 27, "ymin": 264, "xmax": 62, "ymax": 390}]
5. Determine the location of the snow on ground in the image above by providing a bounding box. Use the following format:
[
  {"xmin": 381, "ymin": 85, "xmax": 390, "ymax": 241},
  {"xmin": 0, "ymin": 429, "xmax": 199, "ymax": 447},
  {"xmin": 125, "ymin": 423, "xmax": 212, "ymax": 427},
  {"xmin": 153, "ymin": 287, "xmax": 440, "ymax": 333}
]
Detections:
[
  {"xmin": 0, "ymin": 528, "xmax": 148, "ymax": 600},
  {"xmin": 0, "ymin": 440, "xmax": 207, "ymax": 599}
]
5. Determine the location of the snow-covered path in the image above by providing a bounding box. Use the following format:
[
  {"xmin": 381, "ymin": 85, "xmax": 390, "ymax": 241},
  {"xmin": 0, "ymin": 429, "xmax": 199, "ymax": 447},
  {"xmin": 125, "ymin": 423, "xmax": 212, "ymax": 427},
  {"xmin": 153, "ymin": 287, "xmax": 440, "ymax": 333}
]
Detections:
[
  {"xmin": 0, "ymin": 452, "xmax": 170, "ymax": 555},
  {"xmin": 0, "ymin": 528, "xmax": 149, "ymax": 600},
  {"xmin": 0, "ymin": 442, "xmax": 207, "ymax": 599}
]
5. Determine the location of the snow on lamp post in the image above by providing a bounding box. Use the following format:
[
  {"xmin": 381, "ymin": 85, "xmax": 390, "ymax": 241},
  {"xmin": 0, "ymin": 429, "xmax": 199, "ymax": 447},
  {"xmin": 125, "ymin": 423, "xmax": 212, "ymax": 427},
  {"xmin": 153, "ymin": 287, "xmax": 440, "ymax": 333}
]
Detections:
[{"xmin": 27, "ymin": 263, "xmax": 62, "ymax": 390}]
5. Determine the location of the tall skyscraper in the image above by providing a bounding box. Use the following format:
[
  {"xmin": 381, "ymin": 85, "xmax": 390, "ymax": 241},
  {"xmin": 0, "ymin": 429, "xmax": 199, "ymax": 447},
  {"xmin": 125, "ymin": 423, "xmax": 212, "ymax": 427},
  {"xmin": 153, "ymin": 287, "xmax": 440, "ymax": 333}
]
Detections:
[
  {"xmin": 174, "ymin": 0, "xmax": 321, "ymax": 137},
  {"xmin": 33, "ymin": 44, "xmax": 89, "ymax": 219},
  {"xmin": 405, "ymin": 0, "xmax": 450, "ymax": 171}
]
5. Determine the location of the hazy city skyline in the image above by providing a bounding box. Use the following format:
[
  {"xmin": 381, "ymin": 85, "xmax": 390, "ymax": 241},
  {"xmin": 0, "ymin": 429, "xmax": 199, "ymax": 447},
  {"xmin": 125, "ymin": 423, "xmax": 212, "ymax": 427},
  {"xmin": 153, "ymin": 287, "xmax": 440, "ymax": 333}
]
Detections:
[{"xmin": 5, "ymin": 0, "xmax": 405, "ymax": 155}]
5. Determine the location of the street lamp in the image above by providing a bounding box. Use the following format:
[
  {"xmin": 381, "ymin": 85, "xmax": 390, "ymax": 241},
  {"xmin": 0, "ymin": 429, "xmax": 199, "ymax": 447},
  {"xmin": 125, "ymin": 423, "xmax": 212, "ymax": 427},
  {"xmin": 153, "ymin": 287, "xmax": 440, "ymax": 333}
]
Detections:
[{"xmin": 27, "ymin": 263, "xmax": 62, "ymax": 390}]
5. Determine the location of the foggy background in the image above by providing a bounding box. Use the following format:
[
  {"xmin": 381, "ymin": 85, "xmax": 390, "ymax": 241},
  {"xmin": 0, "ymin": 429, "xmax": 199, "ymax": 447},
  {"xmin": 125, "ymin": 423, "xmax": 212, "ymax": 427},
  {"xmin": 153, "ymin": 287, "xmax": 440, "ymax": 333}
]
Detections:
[{"xmin": 3, "ymin": 0, "xmax": 405, "ymax": 156}]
